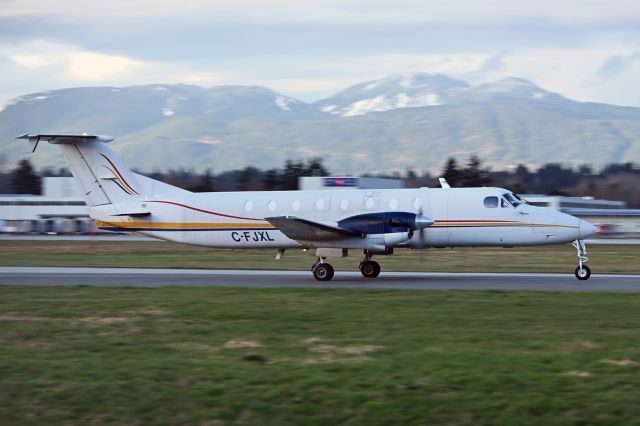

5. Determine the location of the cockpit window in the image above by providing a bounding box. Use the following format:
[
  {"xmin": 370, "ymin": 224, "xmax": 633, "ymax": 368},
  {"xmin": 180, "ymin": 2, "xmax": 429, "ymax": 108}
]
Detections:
[
  {"xmin": 503, "ymin": 193, "xmax": 523, "ymax": 207},
  {"xmin": 501, "ymin": 197, "xmax": 511, "ymax": 208},
  {"xmin": 484, "ymin": 196, "xmax": 499, "ymax": 208}
]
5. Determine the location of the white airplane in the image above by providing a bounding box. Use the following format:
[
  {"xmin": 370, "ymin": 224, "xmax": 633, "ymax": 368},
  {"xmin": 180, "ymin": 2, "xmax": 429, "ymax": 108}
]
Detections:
[{"xmin": 18, "ymin": 133, "xmax": 597, "ymax": 281}]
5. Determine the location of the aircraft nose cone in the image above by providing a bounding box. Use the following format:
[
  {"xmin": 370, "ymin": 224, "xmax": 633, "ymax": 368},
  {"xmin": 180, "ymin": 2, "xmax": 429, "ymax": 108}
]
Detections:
[{"xmin": 579, "ymin": 219, "xmax": 597, "ymax": 239}]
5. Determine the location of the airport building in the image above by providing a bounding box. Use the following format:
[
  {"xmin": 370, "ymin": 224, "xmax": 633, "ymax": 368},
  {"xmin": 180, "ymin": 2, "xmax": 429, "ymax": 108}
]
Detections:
[
  {"xmin": 521, "ymin": 194, "xmax": 626, "ymax": 210},
  {"xmin": 0, "ymin": 177, "xmax": 94, "ymax": 234},
  {"xmin": 1, "ymin": 177, "xmax": 639, "ymax": 236},
  {"xmin": 299, "ymin": 176, "xmax": 404, "ymax": 190},
  {"xmin": 522, "ymin": 194, "xmax": 640, "ymax": 236}
]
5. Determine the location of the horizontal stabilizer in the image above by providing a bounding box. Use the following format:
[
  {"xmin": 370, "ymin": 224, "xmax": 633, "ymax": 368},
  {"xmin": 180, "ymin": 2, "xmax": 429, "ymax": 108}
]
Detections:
[
  {"xmin": 111, "ymin": 212, "xmax": 151, "ymax": 217},
  {"xmin": 16, "ymin": 134, "xmax": 114, "ymax": 152},
  {"xmin": 110, "ymin": 202, "xmax": 150, "ymax": 217}
]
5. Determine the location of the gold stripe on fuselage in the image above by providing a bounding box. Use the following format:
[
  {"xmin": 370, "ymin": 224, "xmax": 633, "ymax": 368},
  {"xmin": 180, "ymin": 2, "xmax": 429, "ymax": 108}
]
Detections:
[{"xmin": 95, "ymin": 221, "xmax": 275, "ymax": 229}]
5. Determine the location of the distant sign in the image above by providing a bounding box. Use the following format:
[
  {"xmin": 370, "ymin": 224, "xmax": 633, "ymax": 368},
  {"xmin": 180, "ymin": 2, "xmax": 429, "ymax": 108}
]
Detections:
[{"xmin": 323, "ymin": 177, "xmax": 359, "ymax": 187}]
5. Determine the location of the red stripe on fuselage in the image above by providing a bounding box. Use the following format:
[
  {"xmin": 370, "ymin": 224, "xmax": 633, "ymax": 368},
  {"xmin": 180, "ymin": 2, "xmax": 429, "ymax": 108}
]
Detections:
[{"xmin": 147, "ymin": 200, "xmax": 264, "ymax": 221}]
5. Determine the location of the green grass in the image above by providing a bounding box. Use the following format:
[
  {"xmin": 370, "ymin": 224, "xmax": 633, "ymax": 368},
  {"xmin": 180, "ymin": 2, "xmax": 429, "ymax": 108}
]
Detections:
[
  {"xmin": 0, "ymin": 240, "xmax": 639, "ymax": 274},
  {"xmin": 2, "ymin": 286, "xmax": 640, "ymax": 425}
]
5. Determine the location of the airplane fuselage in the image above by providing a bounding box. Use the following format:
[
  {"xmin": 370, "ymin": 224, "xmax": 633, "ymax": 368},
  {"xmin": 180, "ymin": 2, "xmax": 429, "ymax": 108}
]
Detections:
[
  {"xmin": 18, "ymin": 133, "xmax": 596, "ymax": 281},
  {"xmin": 94, "ymin": 186, "xmax": 592, "ymax": 249}
]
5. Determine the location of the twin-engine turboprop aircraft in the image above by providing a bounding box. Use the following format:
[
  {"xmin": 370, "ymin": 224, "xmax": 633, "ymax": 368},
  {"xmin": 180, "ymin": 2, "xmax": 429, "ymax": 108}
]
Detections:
[{"xmin": 18, "ymin": 134, "xmax": 597, "ymax": 281}]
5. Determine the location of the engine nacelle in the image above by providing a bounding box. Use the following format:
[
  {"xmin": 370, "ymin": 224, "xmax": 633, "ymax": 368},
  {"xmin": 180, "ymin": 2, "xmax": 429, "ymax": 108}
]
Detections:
[{"xmin": 301, "ymin": 231, "xmax": 412, "ymax": 250}]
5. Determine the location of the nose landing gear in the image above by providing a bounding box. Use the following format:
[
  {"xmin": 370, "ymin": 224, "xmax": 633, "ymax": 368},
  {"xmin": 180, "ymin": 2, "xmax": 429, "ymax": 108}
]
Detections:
[{"xmin": 572, "ymin": 240, "xmax": 591, "ymax": 280}]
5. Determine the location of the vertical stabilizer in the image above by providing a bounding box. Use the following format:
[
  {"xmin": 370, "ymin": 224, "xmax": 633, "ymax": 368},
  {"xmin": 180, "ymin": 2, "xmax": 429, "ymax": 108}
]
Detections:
[{"xmin": 16, "ymin": 134, "xmax": 143, "ymax": 207}]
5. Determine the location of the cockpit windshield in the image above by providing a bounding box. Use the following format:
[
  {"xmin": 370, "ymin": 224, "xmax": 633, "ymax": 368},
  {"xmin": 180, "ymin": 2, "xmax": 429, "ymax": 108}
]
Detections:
[{"xmin": 503, "ymin": 192, "xmax": 524, "ymax": 207}]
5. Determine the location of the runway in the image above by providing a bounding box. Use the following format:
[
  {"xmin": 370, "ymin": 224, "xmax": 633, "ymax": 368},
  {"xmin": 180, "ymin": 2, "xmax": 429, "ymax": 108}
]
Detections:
[{"xmin": 1, "ymin": 267, "xmax": 639, "ymax": 292}]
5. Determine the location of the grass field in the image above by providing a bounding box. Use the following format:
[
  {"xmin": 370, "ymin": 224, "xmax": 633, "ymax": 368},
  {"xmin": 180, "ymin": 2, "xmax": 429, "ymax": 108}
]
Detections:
[
  {"xmin": 2, "ymin": 286, "xmax": 640, "ymax": 425},
  {"xmin": 0, "ymin": 240, "xmax": 639, "ymax": 274}
]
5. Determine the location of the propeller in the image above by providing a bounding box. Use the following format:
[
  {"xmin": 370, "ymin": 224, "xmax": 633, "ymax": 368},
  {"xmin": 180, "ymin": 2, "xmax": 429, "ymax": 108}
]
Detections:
[{"xmin": 414, "ymin": 207, "xmax": 433, "ymax": 250}]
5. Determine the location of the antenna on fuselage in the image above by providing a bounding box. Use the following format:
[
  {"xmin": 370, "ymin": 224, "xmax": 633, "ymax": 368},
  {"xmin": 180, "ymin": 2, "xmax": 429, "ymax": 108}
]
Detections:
[{"xmin": 438, "ymin": 177, "xmax": 451, "ymax": 189}]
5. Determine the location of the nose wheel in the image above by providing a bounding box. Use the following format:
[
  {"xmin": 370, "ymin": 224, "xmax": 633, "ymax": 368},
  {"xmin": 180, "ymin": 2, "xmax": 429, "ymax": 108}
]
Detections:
[
  {"xmin": 575, "ymin": 265, "xmax": 591, "ymax": 280},
  {"xmin": 572, "ymin": 240, "xmax": 591, "ymax": 281}
]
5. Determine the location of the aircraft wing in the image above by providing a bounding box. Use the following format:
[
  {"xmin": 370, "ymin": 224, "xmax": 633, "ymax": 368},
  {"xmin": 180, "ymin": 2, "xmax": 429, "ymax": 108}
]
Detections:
[{"xmin": 265, "ymin": 216, "xmax": 362, "ymax": 241}]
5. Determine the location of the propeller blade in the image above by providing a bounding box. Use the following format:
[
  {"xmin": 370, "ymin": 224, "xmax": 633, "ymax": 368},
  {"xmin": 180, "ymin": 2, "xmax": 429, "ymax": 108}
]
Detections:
[{"xmin": 417, "ymin": 207, "xmax": 425, "ymax": 249}]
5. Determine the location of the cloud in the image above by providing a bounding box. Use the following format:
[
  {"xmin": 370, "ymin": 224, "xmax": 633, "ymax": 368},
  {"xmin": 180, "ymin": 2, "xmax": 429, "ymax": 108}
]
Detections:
[
  {"xmin": 8, "ymin": 43, "xmax": 145, "ymax": 82},
  {"xmin": 3, "ymin": 0, "xmax": 640, "ymax": 24},
  {"xmin": 0, "ymin": 40, "xmax": 227, "ymax": 104},
  {"xmin": 6, "ymin": 41, "xmax": 145, "ymax": 83},
  {"xmin": 1, "ymin": 1, "xmax": 639, "ymax": 107},
  {"xmin": 597, "ymin": 51, "xmax": 640, "ymax": 78}
]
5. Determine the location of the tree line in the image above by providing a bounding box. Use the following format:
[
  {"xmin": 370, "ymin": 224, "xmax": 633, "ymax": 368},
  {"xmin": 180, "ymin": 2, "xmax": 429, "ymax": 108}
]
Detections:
[{"xmin": 2, "ymin": 156, "xmax": 640, "ymax": 207}]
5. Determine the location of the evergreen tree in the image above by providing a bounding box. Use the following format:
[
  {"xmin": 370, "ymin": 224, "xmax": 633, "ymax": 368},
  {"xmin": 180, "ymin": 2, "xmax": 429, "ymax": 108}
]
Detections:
[
  {"xmin": 187, "ymin": 168, "xmax": 215, "ymax": 192},
  {"xmin": 442, "ymin": 157, "xmax": 461, "ymax": 187},
  {"xmin": 10, "ymin": 159, "xmax": 41, "ymax": 194},
  {"xmin": 305, "ymin": 158, "xmax": 328, "ymax": 177},
  {"xmin": 282, "ymin": 160, "xmax": 304, "ymax": 190},
  {"xmin": 461, "ymin": 155, "xmax": 492, "ymax": 187},
  {"xmin": 264, "ymin": 169, "xmax": 280, "ymax": 190}
]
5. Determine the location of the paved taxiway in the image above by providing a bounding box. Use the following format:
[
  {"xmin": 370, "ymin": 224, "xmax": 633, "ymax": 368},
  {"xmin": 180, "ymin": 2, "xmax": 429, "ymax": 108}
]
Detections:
[{"xmin": 1, "ymin": 267, "xmax": 639, "ymax": 292}]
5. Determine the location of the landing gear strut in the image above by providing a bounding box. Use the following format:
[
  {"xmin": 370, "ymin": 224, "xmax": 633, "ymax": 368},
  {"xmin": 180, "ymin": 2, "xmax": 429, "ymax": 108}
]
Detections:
[
  {"xmin": 359, "ymin": 252, "xmax": 381, "ymax": 278},
  {"xmin": 572, "ymin": 240, "xmax": 591, "ymax": 280},
  {"xmin": 312, "ymin": 257, "xmax": 334, "ymax": 282}
]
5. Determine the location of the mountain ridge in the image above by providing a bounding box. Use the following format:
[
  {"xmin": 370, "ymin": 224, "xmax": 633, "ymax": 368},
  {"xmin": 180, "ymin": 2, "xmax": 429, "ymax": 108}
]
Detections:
[{"xmin": 1, "ymin": 73, "xmax": 639, "ymax": 173}]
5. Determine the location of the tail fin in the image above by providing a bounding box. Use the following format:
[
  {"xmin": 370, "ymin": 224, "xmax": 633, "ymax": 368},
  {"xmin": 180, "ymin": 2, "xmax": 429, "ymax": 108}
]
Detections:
[{"xmin": 17, "ymin": 134, "xmax": 144, "ymax": 208}]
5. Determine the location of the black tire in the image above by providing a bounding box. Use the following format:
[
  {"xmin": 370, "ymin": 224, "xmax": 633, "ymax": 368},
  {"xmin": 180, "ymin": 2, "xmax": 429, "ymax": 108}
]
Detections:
[
  {"xmin": 361, "ymin": 260, "xmax": 381, "ymax": 278},
  {"xmin": 574, "ymin": 265, "xmax": 591, "ymax": 281},
  {"xmin": 313, "ymin": 263, "xmax": 334, "ymax": 281}
]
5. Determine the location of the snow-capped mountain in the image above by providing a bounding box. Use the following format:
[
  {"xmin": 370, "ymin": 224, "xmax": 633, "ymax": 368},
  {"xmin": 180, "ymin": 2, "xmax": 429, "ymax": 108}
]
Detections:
[
  {"xmin": 453, "ymin": 77, "xmax": 567, "ymax": 104},
  {"xmin": 314, "ymin": 73, "xmax": 470, "ymax": 116},
  {"xmin": 2, "ymin": 74, "xmax": 639, "ymax": 173},
  {"xmin": 314, "ymin": 74, "xmax": 568, "ymax": 117},
  {"xmin": 0, "ymin": 84, "xmax": 324, "ymax": 137}
]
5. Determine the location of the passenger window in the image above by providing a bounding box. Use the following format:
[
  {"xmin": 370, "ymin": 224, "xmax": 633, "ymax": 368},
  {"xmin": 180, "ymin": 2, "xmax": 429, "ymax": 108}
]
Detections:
[{"xmin": 484, "ymin": 196, "xmax": 499, "ymax": 208}]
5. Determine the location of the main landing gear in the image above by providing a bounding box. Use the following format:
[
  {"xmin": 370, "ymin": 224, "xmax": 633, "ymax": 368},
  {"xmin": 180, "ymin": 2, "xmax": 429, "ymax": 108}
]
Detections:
[
  {"xmin": 312, "ymin": 258, "xmax": 334, "ymax": 282},
  {"xmin": 572, "ymin": 240, "xmax": 591, "ymax": 280},
  {"xmin": 311, "ymin": 251, "xmax": 382, "ymax": 281},
  {"xmin": 359, "ymin": 253, "xmax": 381, "ymax": 279}
]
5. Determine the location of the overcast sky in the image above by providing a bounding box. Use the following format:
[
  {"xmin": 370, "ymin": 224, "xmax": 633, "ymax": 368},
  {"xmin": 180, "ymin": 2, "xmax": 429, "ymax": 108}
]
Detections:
[{"xmin": 1, "ymin": 0, "xmax": 639, "ymax": 106}]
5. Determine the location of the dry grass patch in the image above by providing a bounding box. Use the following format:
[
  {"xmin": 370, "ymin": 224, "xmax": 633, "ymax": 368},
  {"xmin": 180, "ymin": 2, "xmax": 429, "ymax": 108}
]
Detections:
[
  {"xmin": 224, "ymin": 340, "xmax": 263, "ymax": 349},
  {"xmin": 127, "ymin": 307, "xmax": 172, "ymax": 316},
  {"xmin": 601, "ymin": 359, "xmax": 639, "ymax": 366},
  {"xmin": 558, "ymin": 341, "xmax": 602, "ymax": 353},
  {"xmin": 308, "ymin": 344, "xmax": 384, "ymax": 356},
  {"xmin": 563, "ymin": 371, "xmax": 592, "ymax": 377},
  {"xmin": 12, "ymin": 341, "xmax": 56, "ymax": 350},
  {"xmin": 297, "ymin": 355, "xmax": 373, "ymax": 365},
  {"xmin": 168, "ymin": 342, "xmax": 218, "ymax": 353},
  {"xmin": 1, "ymin": 312, "xmax": 143, "ymax": 326},
  {"xmin": 78, "ymin": 316, "xmax": 141, "ymax": 325},
  {"xmin": 0, "ymin": 312, "xmax": 60, "ymax": 322}
]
